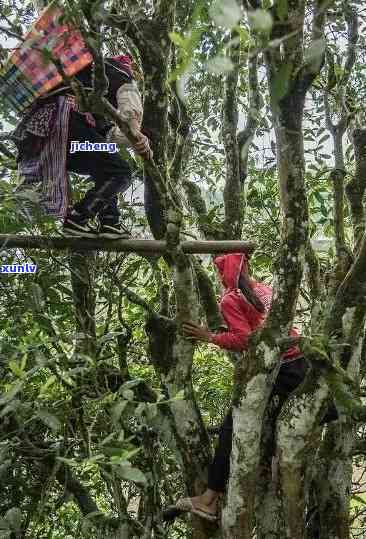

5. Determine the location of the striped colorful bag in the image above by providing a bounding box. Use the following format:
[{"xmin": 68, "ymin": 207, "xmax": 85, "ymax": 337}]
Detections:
[{"xmin": 0, "ymin": 2, "xmax": 92, "ymax": 114}]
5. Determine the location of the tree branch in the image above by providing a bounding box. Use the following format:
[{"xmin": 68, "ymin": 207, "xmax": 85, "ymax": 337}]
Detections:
[
  {"xmin": 311, "ymin": 0, "xmax": 329, "ymax": 43},
  {"xmin": 305, "ymin": 240, "xmax": 322, "ymax": 301},
  {"xmin": 325, "ymin": 230, "xmax": 366, "ymax": 335},
  {"xmin": 0, "ymin": 143, "xmax": 15, "ymax": 159},
  {"xmin": 331, "ymin": 168, "xmax": 348, "ymax": 250},
  {"xmin": 222, "ymin": 29, "xmax": 242, "ymax": 240},
  {"xmin": 0, "ymin": 132, "xmax": 15, "ymax": 141},
  {"xmin": 346, "ymin": 129, "xmax": 366, "ymax": 250},
  {"xmin": 0, "ymin": 235, "xmax": 256, "ymax": 254},
  {"xmin": 237, "ymin": 52, "xmax": 261, "ymax": 182},
  {"xmin": 182, "ymin": 180, "xmax": 212, "ymax": 239},
  {"xmin": 341, "ymin": 3, "xmax": 359, "ymax": 88},
  {"xmin": 0, "ymin": 24, "xmax": 23, "ymax": 40},
  {"xmin": 169, "ymin": 81, "xmax": 192, "ymax": 185},
  {"xmin": 192, "ymin": 258, "xmax": 225, "ymax": 331},
  {"xmin": 119, "ymin": 283, "xmax": 160, "ymax": 318}
]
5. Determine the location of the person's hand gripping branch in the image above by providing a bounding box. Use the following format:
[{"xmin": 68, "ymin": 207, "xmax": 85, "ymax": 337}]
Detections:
[
  {"xmin": 182, "ymin": 321, "xmax": 212, "ymax": 343},
  {"xmin": 129, "ymin": 115, "xmax": 153, "ymax": 160},
  {"xmin": 110, "ymin": 70, "xmax": 153, "ymax": 161}
]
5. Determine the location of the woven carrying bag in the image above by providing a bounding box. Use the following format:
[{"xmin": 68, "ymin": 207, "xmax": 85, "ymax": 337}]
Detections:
[{"xmin": 0, "ymin": 2, "xmax": 92, "ymax": 114}]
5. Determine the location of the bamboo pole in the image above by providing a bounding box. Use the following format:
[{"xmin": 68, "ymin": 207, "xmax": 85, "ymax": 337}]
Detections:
[{"xmin": 0, "ymin": 235, "xmax": 256, "ymax": 254}]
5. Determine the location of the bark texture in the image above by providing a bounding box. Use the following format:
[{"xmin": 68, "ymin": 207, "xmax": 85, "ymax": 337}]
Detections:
[
  {"xmin": 346, "ymin": 129, "xmax": 366, "ymax": 251},
  {"xmin": 222, "ymin": 2, "xmax": 328, "ymax": 537}
]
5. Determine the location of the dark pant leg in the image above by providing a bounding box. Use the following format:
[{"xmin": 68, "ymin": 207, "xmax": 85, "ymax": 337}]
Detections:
[
  {"xmin": 207, "ymin": 410, "xmax": 233, "ymax": 492},
  {"xmin": 275, "ymin": 359, "xmax": 338, "ymax": 425},
  {"xmin": 273, "ymin": 357, "xmax": 309, "ymax": 404},
  {"xmin": 206, "ymin": 358, "xmax": 309, "ymax": 493},
  {"xmin": 66, "ymin": 111, "xmax": 131, "ymax": 222},
  {"xmin": 263, "ymin": 358, "xmax": 310, "ymax": 457}
]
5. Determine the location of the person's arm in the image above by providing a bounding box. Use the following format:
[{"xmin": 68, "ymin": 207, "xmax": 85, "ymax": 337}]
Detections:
[
  {"xmin": 210, "ymin": 297, "xmax": 252, "ymax": 352},
  {"xmin": 108, "ymin": 82, "xmax": 152, "ymax": 159},
  {"xmin": 183, "ymin": 296, "xmax": 252, "ymax": 352}
]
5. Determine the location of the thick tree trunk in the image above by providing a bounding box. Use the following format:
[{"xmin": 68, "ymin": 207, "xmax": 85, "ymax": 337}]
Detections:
[
  {"xmin": 222, "ymin": 346, "xmax": 282, "ymax": 539},
  {"xmin": 145, "ymin": 251, "xmax": 212, "ymax": 483},
  {"xmin": 255, "ymin": 408, "xmax": 283, "ymax": 539},
  {"xmin": 313, "ymin": 423, "xmax": 354, "ymax": 539},
  {"xmin": 276, "ymin": 378, "xmax": 330, "ymax": 539},
  {"xmin": 221, "ymin": 2, "xmax": 327, "ymax": 537},
  {"xmin": 222, "ymin": 30, "xmax": 243, "ymax": 240}
]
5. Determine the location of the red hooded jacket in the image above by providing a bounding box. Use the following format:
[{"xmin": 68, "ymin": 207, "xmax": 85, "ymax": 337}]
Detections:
[{"xmin": 210, "ymin": 253, "xmax": 301, "ymax": 362}]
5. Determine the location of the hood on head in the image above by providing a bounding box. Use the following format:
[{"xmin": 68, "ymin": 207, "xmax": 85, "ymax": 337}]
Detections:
[{"xmin": 213, "ymin": 252, "xmax": 249, "ymax": 290}]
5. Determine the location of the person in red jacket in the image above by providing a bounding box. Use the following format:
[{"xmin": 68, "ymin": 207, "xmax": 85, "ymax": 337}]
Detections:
[{"xmin": 174, "ymin": 251, "xmax": 311, "ymax": 521}]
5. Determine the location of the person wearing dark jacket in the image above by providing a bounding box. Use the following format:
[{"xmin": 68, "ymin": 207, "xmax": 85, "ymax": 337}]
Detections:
[
  {"xmin": 13, "ymin": 55, "xmax": 151, "ymax": 238},
  {"xmin": 173, "ymin": 252, "xmax": 337, "ymax": 522}
]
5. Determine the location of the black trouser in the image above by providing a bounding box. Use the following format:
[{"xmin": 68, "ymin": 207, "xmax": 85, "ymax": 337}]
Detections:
[
  {"xmin": 207, "ymin": 358, "xmax": 338, "ymax": 492},
  {"xmin": 66, "ymin": 111, "xmax": 132, "ymax": 224}
]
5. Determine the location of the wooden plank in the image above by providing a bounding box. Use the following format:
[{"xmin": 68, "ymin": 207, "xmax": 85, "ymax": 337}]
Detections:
[{"xmin": 0, "ymin": 235, "xmax": 256, "ymax": 254}]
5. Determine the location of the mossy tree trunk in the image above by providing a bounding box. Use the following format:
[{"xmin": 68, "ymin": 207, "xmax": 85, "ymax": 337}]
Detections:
[{"xmin": 222, "ymin": 2, "xmax": 328, "ymax": 538}]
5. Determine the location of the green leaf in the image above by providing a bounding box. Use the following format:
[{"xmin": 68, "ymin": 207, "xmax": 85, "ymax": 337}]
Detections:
[
  {"xmin": 0, "ymin": 399, "xmax": 20, "ymax": 418},
  {"xmin": 8, "ymin": 360, "xmax": 24, "ymax": 378},
  {"xmin": 173, "ymin": 389, "xmax": 185, "ymax": 401},
  {"xmin": 103, "ymin": 446, "xmax": 126, "ymax": 457},
  {"xmin": 248, "ymin": 9, "xmax": 273, "ymax": 33},
  {"xmin": 169, "ymin": 32, "xmax": 186, "ymax": 48},
  {"xmin": 39, "ymin": 375, "xmax": 56, "ymax": 396},
  {"xmin": 304, "ymin": 38, "xmax": 326, "ymax": 73},
  {"xmin": 209, "ymin": 0, "xmax": 241, "ymax": 29},
  {"xmin": 99, "ymin": 433, "xmax": 116, "ymax": 447},
  {"xmin": 37, "ymin": 410, "xmax": 61, "ymax": 432},
  {"xmin": 271, "ymin": 63, "xmax": 292, "ymax": 102},
  {"xmin": 85, "ymin": 454, "xmax": 105, "ymax": 465},
  {"xmin": 0, "ymin": 381, "xmax": 23, "ymax": 407},
  {"xmin": 115, "ymin": 464, "xmax": 147, "ymax": 486},
  {"xmin": 313, "ymin": 191, "xmax": 325, "ymax": 204},
  {"xmin": 318, "ymin": 134, "xmax": 330, "ymax": 145},
  {"xmin": 116, "ymin": 447, "xmax": 141, "ymax": 461},
  {"xmin": 169, "ymin": 23, "xmax": 203, "ymax": 82},
  {"xmin": 352, "ymin": 494, "xmax": 366, "ymax": 506},
  {"xmin": 206, "ymin": 55, "xmax": 234, "ymax": 74},
  {"xmin": 276, "ymin": 0, "xmax": 288, "ymax": 21}
]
